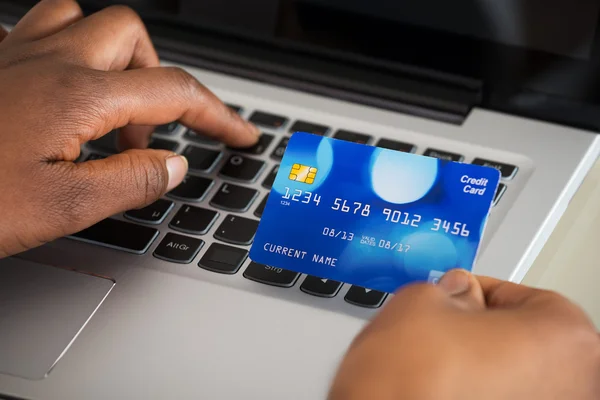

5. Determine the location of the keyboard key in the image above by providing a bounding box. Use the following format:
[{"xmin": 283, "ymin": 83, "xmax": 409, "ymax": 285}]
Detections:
[
  {"xmin": 210, "ymin": 183, "xmax": 258, "ymax": 212},
  {"xmin": 184, "ymin": 129, "xmax": 221, "ymax": 146},
  {"xmin": 181, "ymin": 145, "xmax": 221, "ymax": 172},
  {"xmin": 249, "ymin": 111, "xmax": 288, "ymax": 129},
  {"xmin": 494, "ymin": 183, "xmax": 507, "ymax": 206},
  {"xmin": 168, "ymin": 175, "xmax": 213, "ymax": 202},
  {"xmin": 199, "ymin": 243, "xmax": 248, "ymax": 274},
  {"xmin": 232, "ymin": 134, "xmax": 274, "ymax": 155},
  {"xmin": 472, "ymin": 158, "xmax": 518, "ymax": 180},
  {"xmin": 219, "ymin": 155, "xmax": 265, "ymax": 182},
  {"xmin": 153, "ymin": 232, "xmax": 203, "ymax": 264},
  {"xmin": 85, "ymin": 153, "xmax": 106, "ymax": 161},
  {"xmin": 226, "ymin": 103, "xmax": 243, "ymax": 114},
  {"xmin": 271, "ymin": 137, "xmax": 289, "ymax": 160},
  {"xmin": 262, "ymin": 165, "xmax": 279, "ymax": 189},
  {"xmin": 243, "ymin": 262, "xmax": 300, "ymax": 288},
  {"xmin": 254, "ymin": 194, "xmax": 268, "ymax": 218},
  {"xmin": 423, "ymin": 148, "xmax": 463, "ymax": 162},
  {"xmin": 300, "ymin": 276, "xmax": 342, "ymax": 298},
  {"xmin": 289, "ymin": 120, "xmax": 330, "ymax": 136},
  {"xmin": 214, "ymin": 215, "xmax": 259, "ymax": 245},
  {"xmin": 124, "ymin": 199, "xmax": 174, "ymax": 225},
  {"xmin": 87, "ymin": 130, "xmax": 118, "ymax": 154},
  {"xmin": 344, "ymin": 286, "xmax": 387, "ymax": 308},
  {"xmin": 155, "ymin": 122, "xmax": 180, "ymax": 135},
  {"xmin": 149, "ymin": 138, "xmax": 179, "ymax": 152},
  {"xmin": 169, "ymin": 205, "xmax": 219, "ymax": 235},
  {"xmin": 69, "ymin": 218, "xmax": 158, "ymax": 255},
  {"xmin": 333, "ymin": 130, "xmax": 372, "ymax": 144},
  {"xmin": 376, "ymin": 138, "xmax": 415, "ymax": 153}
]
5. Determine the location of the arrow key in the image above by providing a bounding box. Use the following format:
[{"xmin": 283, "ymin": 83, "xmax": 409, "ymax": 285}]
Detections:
[
  {"xmin": 300, "ymin": 276, "xmax": 342, "ymax": 298},
  {"xmin": 153, "ymin": 233, "xmax": 204, "ymax": 264},
  {"xmin": 344, "ymin": 286, "xmax": 387, "ymax": 308}
]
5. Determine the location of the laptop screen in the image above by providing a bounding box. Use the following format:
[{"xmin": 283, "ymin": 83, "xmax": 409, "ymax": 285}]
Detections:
[
  {"xmin": 176, "ymin": 0, "xmax": 600, "ymax": 61},
  {"xmin": 3, "ymin": 0, "xmax": 600, "ymax": 128},
  {"xmin": 8, "ymin": 0, "xmax": 594, "ymax": 69}
]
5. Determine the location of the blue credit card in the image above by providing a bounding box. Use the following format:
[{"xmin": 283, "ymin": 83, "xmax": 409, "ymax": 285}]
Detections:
[{"xmin": 249, "ymin": 132, "xmax": 501, "ymax": 293}]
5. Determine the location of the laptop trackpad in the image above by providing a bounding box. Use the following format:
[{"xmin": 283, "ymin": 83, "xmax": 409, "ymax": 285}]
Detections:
[{"xmin": 0, "ymin": 257, "xmax": 114, "ymax": 380}]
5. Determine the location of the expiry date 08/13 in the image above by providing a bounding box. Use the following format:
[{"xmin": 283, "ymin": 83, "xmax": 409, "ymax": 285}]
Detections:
[{"xmin": 322, "ymin": 227, "xmax": 354, "ymax": 241}]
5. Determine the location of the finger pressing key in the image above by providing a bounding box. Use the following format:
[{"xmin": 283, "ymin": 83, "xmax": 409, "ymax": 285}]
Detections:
[
  {"xmin": 81, "ymin": 67, "xmax": 260, "ymax": 149},
  {"xmin": 0, "ymin": 1, "xmax": 258, "ymax": 259}
]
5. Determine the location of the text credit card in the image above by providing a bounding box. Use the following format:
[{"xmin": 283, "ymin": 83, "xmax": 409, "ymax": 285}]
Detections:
[{"xmin": 249, "ymin": 132, "xmax": 501, "ymax": 293}]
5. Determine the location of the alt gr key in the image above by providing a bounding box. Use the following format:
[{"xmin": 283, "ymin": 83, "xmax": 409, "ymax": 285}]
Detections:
[{"xmin": 153, "ymin": 233, "xmax": 204, "ymax": 264}]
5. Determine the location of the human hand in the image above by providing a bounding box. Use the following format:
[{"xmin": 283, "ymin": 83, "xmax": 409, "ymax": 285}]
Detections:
[
  {"xmin": 0, "ymin": 0, "xmax": 260, "ymax": 258},
  {"xmin": 329, "ymin": 270, "xmax": 600, "ymax": 400}
]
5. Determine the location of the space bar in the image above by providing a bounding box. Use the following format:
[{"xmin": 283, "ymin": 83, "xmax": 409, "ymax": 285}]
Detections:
[{"xmin": 69, "ymin": 219, "xmax": 159, "ymax": 255}]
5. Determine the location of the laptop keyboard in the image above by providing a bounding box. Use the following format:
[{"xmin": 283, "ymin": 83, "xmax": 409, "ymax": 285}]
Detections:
[{"xmin": 74, "ymin": 103, "xmax": 518, "ymax": 310}]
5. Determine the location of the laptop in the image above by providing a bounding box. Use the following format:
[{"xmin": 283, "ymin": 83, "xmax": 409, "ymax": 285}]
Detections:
[{"xmin": 1, "ymin": 0, "xmax": 599, "ymax": 398}]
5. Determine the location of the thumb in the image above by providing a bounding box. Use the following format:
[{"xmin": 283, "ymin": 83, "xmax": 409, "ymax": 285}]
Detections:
[
  {"xmin": 437, "ymin": 269, "xmax": 486, "ymax": 310},
  {"xmin": 476, "ymin": 275, "xmax": 544, "ymax": 308},
  {"xmin": 64, "ymin": 149, "xmax": 187, "ymax": 228}
]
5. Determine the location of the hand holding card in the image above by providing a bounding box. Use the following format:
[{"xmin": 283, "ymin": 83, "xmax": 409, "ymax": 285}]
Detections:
[{"xmin": 250, "ymin": 132, "xmax": 500, "ymax": 293}]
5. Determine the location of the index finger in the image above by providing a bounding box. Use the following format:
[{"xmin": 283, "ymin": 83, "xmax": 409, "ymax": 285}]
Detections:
[
  {"xmin": 477, "ymin": 275, "xmax": 600, "ymax": 331},
  {"xmin": 79, "ymin": 66, "xmax": 260, "ymax": 148}
]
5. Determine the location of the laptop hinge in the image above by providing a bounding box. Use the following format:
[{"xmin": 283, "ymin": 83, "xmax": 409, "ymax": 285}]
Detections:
[{"xmin": 150, "ymin": 31, "xmax": 481, "ymax": 126}]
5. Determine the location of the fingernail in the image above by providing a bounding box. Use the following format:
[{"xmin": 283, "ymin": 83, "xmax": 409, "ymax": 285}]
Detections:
[
  {"xmin": 438, "ymin": 269, "xmax": 471, "ymax": 296},
  {"xmin": 166, "ymin": 155, "xmax": 188, "ymax": 192}
]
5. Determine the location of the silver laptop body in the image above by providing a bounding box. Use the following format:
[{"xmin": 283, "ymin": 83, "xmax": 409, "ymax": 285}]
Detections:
[{"xmin": 1, "ymin": 1, "xmax": 599, "ymax": 398}]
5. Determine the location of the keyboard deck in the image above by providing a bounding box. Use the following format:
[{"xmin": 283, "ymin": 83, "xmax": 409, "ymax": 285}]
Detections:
[{"xmin": 72, "ymin": 103, "xmax": 518, "ymax": 310}]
